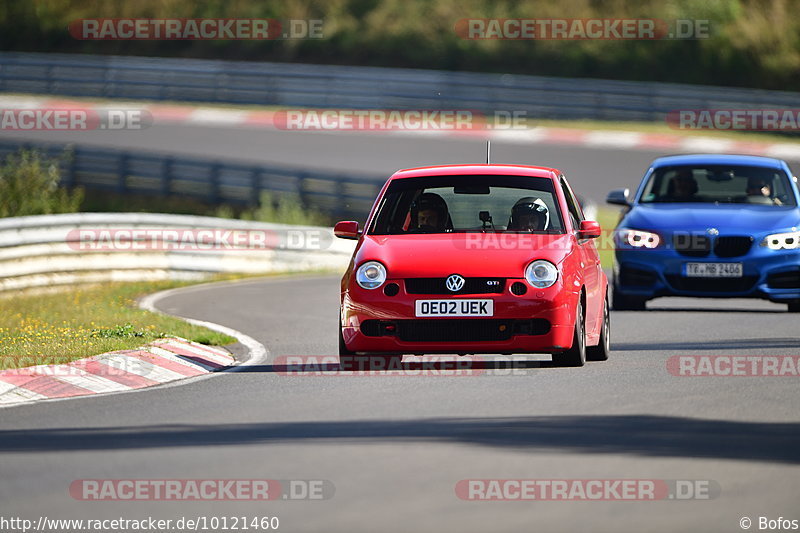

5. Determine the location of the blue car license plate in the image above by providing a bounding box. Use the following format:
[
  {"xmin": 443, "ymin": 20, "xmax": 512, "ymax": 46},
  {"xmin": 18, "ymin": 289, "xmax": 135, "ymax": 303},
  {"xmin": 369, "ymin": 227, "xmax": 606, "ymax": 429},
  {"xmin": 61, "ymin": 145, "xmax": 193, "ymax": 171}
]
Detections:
[{"xmin": 685, "ymin": 262, "xmax": 743, "ymax": 278}]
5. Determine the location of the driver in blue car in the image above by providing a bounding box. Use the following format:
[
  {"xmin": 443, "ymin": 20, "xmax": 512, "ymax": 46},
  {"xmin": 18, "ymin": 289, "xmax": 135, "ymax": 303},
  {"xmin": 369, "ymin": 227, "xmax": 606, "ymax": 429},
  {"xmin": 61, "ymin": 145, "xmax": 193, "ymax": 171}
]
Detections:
[{"xmin": 666, "ymin": 169, "xmax": 699, "ymax": 201}]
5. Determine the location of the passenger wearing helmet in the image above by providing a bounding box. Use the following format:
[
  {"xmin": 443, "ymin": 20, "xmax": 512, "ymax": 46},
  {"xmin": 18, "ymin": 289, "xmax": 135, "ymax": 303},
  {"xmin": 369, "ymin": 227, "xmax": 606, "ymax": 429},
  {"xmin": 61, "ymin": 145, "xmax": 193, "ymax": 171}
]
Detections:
[
  {"xmin": 410, "ymin": 192, "xmax": 450, "ymax": 232},
  {"xmin": 508, "ymin": 197, "xmax": 549, "ymax": 231}
]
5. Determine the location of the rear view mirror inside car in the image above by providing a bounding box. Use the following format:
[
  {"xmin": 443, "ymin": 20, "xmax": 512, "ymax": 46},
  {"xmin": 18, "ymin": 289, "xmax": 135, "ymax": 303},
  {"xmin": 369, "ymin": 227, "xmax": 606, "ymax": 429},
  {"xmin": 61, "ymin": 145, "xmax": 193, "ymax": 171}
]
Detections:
[{"xmin": 454, "ymin": 185, "xmax": 490, "ymax": 194}]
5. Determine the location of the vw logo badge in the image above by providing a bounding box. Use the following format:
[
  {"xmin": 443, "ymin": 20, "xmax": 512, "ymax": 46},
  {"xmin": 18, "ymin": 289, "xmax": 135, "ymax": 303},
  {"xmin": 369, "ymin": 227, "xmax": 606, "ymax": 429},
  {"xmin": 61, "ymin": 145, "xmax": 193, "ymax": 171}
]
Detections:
[
  {"xmin": 706, "ymin": 228, "xmax": 719, "ymax": 236},
  {"xmin": 445, "ymin": 274, "xmax": 465, "ymax": 292}
]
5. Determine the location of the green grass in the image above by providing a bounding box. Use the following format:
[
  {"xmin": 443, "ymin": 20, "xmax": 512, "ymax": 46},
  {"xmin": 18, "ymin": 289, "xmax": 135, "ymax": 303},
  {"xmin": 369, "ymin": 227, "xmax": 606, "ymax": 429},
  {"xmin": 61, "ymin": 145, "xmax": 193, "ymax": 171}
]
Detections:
[
  {"xmin": 0, "ymin": 280, "xmax": 237, "ymax": 369},
  {"xmin": 0, "ymin": 149, "xmax": 83, "ymax": 217},
  {"xmin": 595, "ymin": 206, "xmax": 622, "ymax": 270}
]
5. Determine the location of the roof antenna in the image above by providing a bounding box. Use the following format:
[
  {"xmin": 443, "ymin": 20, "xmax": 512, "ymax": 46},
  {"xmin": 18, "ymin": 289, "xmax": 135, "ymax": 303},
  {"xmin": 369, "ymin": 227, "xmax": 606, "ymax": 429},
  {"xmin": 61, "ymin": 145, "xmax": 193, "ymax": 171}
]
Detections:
[{"xmin": 486, "ymin": 140, "xmax": 491, "ymax": 165}]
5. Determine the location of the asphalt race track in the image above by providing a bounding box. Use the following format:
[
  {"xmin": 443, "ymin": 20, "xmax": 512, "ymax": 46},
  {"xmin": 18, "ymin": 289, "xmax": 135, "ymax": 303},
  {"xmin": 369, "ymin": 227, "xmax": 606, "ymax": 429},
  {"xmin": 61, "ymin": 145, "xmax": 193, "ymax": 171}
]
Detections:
[
  {"xmin": 0, "ymin": 124, "xmax": 684, "ymax": 204},
  {"xmin": 0, "ymin": 125, "xmax": 799, "ymax": 532}
]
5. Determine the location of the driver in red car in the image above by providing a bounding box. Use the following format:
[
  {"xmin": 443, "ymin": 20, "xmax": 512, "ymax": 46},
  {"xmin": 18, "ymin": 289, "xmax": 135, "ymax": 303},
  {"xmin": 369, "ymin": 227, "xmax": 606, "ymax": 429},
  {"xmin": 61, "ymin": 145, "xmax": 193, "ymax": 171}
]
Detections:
[
  {"xmin": 411, "ymin": 192, "xmax": 450, "ymax": 232},
  {"xmin": 508, "ymin": 197, "xmax": 550, "ymax": 231}
]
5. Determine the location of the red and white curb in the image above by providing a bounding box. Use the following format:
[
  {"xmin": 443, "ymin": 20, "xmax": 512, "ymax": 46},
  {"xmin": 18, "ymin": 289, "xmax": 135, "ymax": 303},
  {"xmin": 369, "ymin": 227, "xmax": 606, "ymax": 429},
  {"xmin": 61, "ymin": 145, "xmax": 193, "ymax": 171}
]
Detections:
[
  {"xmin": 0, "ymin": 337, "xmax": 234, "ymax": 406},
  {"xmin": 2, "ymin": 95, "xmax": 800, "ymax": 159}
]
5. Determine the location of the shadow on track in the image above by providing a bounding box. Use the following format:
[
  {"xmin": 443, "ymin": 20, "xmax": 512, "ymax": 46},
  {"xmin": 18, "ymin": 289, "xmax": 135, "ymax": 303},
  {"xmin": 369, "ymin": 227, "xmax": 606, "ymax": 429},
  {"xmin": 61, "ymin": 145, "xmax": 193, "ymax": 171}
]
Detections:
[
  {"xmin": 614, "ymin": 338, "xmax": 800, "ymax": 352},
  {"xmin": 2, "ymin": 415, "xmax": 798, "ymax": 464},
  {"xmin": 624, "ymin": 306, "xmax": 786, "ymax": 314},
  {"xmin": 236, "ymin": 358, "xmax": 559, "ymax": 375}
]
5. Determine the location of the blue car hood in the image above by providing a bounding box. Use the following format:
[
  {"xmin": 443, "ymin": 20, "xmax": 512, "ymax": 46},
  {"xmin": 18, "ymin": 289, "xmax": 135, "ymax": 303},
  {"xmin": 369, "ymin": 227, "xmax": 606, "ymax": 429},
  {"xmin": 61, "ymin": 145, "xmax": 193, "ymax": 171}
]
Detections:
[{"xmin": 624, "ymin": 204, "xmax": 800, "ymax": 234}]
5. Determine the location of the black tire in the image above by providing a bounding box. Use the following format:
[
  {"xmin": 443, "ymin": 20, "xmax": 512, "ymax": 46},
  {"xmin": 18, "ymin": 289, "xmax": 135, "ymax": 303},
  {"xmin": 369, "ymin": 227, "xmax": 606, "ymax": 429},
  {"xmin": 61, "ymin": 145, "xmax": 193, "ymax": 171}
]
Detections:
[
  {"xmin": 587, "ymin": 293, "xmax": 610, "ymax": 362},
  {"xmin": 788, "ymin": 302, "xmax": 800, "ymax": 313},
  {"xmin": 338, "ymin": 324, "xmax": 355, "ymax": 357},
  {"xmin": 611, "ymin": 286, "xmax": 646, "ymax": 311},
  {"xmin": 555, "ymin": 299, "xmax": 586, "ymax": 367}
]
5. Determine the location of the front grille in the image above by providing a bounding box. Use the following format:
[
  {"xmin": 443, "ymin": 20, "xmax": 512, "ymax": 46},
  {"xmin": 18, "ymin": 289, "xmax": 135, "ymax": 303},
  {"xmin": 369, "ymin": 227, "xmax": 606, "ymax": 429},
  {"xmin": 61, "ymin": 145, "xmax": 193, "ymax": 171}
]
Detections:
[
  {"xmin": 405, "ymin": 277, "xmax": 505, "ymax": 295},
  {"xmin": 674, "ymin": 234, "xmax": 711, "ymax": 257},
  {"xmin": 767, "ymin": 269, "xmax": 800, "ymax": 289},
  {"xmin": 665, "ymin": 275, "xmax": 758, "ymax": 293},
  {"xmin": 714, "ymin": 236, "xmax": 753, "ymax": 258},
  {"xmin": 619, "ymin": 266, "xmax": 658, "ymax": 287},
  {"xmin": 361, "ymin": 319, "xmax": 550, "ymax": 342},
  {"xmin": 673, "ymin": 234, "xmax": 753, "ymax": 258}
]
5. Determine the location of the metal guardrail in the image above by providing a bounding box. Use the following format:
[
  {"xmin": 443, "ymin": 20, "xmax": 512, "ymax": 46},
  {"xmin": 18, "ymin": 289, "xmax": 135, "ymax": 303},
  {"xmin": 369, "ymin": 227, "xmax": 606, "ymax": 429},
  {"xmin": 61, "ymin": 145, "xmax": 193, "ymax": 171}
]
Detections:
[
  {"xmin": 0, "ymin": 213, "xmax": 355, "ymax": 291},
  {"xmin": 2, "ymin": 52, "xmax": 800, "ymax": 122},
  {"xmin": 0, "ymin": 140, "xmax": 384, "ymax": 221}
]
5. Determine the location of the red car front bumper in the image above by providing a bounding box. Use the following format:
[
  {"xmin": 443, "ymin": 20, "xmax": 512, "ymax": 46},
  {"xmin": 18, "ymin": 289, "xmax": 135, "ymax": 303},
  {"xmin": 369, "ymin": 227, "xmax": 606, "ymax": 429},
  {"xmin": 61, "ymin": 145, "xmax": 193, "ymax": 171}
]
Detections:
[{"xmin": 341, "ymin": 278, "xmax": 579, "ymax": 355}]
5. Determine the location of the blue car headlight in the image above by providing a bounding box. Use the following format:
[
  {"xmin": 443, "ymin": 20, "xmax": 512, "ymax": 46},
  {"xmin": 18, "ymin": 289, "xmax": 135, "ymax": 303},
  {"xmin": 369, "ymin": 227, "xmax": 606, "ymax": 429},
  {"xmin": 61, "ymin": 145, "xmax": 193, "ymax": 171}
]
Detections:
[
  {"xmin": 616, "ymin": 229, "xmax": 661, "ymax": 249},
  {"xmin": 762, "ymin": 229, "xmax": 800, "ymax": 250}
]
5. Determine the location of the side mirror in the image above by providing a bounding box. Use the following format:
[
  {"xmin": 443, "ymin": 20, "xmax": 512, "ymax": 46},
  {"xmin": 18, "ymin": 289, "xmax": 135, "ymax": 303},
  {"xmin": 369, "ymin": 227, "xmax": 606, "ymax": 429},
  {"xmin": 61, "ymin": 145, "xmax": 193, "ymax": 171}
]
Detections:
[
  {"xmin": 578, "ymin": 220, "xmax": 601, "ymax": 239},
  {"xmin": 606, "ymin": 188, "xmax": 630, "ymax": 206},
  {"xmin": 334, "ymin": 220, "xmax": 360, "ymax": 240}
]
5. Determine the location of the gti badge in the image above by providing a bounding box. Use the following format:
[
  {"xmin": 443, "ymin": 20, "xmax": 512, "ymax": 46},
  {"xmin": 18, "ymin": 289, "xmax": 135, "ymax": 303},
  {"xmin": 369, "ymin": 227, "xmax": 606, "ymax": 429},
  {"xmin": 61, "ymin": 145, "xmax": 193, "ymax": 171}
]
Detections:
[
  {"xmin": 706, "ymin": 228, "xmax": 719, "ymax": 236},
  {"xmin": 446, "ymin": 274, "xmax": 465, "ymax": 292}
]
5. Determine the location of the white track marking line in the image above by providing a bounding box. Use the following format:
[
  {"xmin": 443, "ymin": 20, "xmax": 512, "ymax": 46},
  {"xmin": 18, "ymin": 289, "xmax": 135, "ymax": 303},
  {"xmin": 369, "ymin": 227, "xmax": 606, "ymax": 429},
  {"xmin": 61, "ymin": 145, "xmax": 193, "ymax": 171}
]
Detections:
[
  {"xmin": 0, "ymin": 387, "xmax": 48, "ymax": 404},
  {"xmin": 188, "ymin": 108, "xmax": 248, "ymax": 125},
  {"xmin": 144, "ymin": 346, "xmax": 217, "ymax": 372},
  {"xmin": 764, "ymin": 144, "xmax": 800, "ymax": 160},
  {"xmin": 679, "ymin": 137, "xmax": 735, "ymax": 153},
  {"xmin": 157, "ymin": 339, "xmax": 235, "ymax": 365},
  {"xmin": 584, "ymin": 130, "xmax": 643, "ymax": 148},
  {"xmin": 0, "ymin": 380, "xmax": 22, "ymax": 395},
  {"xmin": 96, "ymin": 353, "xmax": 187, "ymax": 383},
  {"xmin": 54, "ymin": 374, "xmax": 131, "ymax": 393}
]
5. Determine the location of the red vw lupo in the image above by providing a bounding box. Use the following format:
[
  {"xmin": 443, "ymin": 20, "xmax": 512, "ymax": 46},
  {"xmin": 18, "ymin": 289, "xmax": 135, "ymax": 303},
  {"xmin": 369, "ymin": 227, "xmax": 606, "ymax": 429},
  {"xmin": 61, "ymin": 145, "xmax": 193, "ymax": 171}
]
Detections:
[{"xmin": 334, "ymin": 164, "xmax": 609, "ymax": 367}]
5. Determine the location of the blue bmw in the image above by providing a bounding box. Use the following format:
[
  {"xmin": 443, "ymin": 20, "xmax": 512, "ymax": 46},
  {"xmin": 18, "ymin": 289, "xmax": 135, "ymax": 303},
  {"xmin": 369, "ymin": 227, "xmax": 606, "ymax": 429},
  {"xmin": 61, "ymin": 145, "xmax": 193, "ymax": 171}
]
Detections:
[{"xmin": 607, "ymin": 154, "xmax": 800, "ymax": 312}]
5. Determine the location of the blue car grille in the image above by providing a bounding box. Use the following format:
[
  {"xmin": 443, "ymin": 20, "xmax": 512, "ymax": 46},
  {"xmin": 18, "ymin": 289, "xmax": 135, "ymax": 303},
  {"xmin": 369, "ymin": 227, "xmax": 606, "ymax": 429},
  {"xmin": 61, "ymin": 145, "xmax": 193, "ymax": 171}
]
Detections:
[
  {"xmin": 673, "ymin": 234, "xmax": 711, "ymax": 257},
  {"xmin": 714, "ymin": 236, "xmax": 754, "ymax": 258},
  {"xmin": 672, "ymin": 235, "xmax": 753, "ymax": 258}
]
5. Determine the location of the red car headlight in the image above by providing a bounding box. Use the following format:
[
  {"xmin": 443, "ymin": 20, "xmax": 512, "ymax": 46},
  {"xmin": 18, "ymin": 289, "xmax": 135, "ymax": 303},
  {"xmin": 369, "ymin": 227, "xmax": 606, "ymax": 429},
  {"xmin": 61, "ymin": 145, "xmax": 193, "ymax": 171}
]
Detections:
[
  {"xmin": 525, "ymin": 260, "xmax": 559, "ymax": 289},
  {"xmin": 356, "ymin": 261, "xmax": 387, "ymax": 289}
]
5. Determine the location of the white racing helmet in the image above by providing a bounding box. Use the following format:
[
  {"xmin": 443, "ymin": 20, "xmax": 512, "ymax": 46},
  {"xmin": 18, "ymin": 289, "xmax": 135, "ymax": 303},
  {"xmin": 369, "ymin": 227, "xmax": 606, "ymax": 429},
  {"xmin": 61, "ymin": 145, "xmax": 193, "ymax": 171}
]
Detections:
[{"xmin": 509, "ymin": 197, "xmax": 550, "ymax": 230}]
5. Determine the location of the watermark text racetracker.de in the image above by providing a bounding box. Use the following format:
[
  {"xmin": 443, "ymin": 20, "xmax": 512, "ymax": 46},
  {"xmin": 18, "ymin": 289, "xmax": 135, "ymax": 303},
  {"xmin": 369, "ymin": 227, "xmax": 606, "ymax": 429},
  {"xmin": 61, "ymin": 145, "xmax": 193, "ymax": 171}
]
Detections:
[
  {"xmin": 69, "ymin": 478, "xmax": 334, "ymax": 501},
  {"xmin": 668, "ymin": 109, "xmax": 800, "ymax": 131},
  {"xmin": 66, "ymin": 228, "xmax": 333, "ymax": 252},
  {"xmin": 273, "ymin": 109, "xmax": 531, "ymax": 131},
  {"xmin": 0, "ymin": 108, "xmax": 151, "ymax": 131},
  {"xmin": 69, "ymin": 18, "xmax": 323, "ymax": 40},
  {"xmin": 455, "ymin": 18, "xmax": 710, "ymax": 40},
  {"xmin": 278, "ymin": 355, "xmax": 561, "ymax": 376},
  {"xmin": 456, "ymin": 479, "xmax": 720, "ymax": 501},
  {"xmin": 668, "ymin": 355, "xmax": 800, "ymax": 377}
]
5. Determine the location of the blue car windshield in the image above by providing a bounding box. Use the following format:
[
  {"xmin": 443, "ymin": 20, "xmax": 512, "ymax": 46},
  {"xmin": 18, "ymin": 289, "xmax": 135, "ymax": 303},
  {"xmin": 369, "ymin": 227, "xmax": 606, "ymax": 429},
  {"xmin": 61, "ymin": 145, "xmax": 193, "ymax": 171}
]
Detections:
[{"xmin": 638, "ymin": 165, "xmax": 797, "ymax": 207}]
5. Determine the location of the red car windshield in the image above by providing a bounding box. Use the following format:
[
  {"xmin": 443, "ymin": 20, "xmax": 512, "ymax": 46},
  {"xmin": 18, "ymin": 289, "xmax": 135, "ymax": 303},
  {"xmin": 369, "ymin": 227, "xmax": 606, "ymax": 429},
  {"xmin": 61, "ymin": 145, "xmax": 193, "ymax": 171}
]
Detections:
[{"xmin": 369, "ymin": 175, "xmax": 565, "ymax": 235}]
